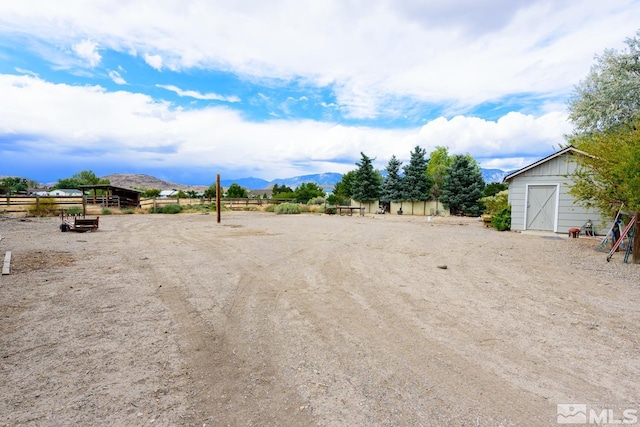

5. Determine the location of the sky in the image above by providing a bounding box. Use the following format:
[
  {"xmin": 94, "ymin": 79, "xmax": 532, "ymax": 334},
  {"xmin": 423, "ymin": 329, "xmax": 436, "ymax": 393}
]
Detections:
[{"xmin": 0, "ymin": 1, "xmax": 639, "ymax": 185}]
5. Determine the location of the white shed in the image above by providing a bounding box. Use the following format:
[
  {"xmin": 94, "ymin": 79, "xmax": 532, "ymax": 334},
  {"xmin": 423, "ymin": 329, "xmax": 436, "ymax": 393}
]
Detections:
[{"xmin": 503, "ymin": 146, "xmax": 609, "ymax": 235}]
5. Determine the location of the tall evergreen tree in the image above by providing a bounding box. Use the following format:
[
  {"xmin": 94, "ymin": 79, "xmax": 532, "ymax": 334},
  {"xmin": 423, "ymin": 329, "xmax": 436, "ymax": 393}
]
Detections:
[
  {"xmin": 351, "ymin": 152, "xmax": 381, "ymax": 203},
  {"xmin": 440, "ymin": 154, "xmax": 485, "ymax": 216},
  {"xmin": 380, "ymin": 155, "xmax": 403, "ymax": 204},
  {"xmin": 401, "ymin": 146, "xmax": 432, "ymax": 214}
]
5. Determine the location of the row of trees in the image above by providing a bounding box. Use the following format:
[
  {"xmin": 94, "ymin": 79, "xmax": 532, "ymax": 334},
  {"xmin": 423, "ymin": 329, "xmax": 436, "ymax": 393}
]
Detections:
[
  {"xmin": 332, "ymin": 146, "xmax": 488, "ymax": 216},
  {"xmin": 566, "ymin": 29, "xmax": 640, "ymax": 262}
]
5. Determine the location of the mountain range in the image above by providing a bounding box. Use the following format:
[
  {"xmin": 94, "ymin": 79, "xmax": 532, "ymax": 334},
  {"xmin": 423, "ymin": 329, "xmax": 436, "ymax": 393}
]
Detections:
[{"xmin": 103, "ymin": 168, "xmax": 511, "ymax": 191}]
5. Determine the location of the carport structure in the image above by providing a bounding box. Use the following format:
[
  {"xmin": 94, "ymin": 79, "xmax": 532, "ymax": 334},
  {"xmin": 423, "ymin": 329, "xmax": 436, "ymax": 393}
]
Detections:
[{"xmin": 78, "ymin": 184, "xmax": 142, "ymax": 208}]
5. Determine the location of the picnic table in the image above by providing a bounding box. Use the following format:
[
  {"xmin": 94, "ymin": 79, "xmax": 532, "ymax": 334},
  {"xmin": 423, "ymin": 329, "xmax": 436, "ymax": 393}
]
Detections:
[{"xmin": 337, "ymin": 206, "xmax": 365, "ymax": 216}]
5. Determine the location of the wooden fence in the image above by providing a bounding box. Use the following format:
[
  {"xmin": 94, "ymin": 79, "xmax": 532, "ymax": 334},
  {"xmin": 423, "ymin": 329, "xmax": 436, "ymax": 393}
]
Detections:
[
  {"xmin": 0, "ymin": 196, "xmax": 85, "ymax": 215},
  {"xmin": 139, "ymin": 197, "xmax": 295, "ymax": 210}
]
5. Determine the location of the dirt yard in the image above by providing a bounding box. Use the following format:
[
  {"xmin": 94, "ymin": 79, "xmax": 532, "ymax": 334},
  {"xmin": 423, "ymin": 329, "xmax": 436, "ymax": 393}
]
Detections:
[{"xmin": 1, "ymin": 212, "xmax": 639, "ymax": 426}]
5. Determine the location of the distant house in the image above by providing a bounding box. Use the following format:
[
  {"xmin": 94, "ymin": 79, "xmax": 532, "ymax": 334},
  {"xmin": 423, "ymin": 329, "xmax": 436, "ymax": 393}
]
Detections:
[
  {"xmin": 159, "ymin": 190, "xmax": 178, "ymax": 198},
  {"xmin": 503, "ymin": 146, "xmax": 609, "ymax": 234},
  {"xmin": 48, "ymin": 189, "xmax": 82, "ymax": 196}
]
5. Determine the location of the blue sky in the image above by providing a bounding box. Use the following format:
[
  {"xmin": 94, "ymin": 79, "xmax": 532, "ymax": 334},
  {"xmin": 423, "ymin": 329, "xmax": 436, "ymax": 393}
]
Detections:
[{"xmin": 0, "ymin": 1, "xmax": 639, "ymax": 185}]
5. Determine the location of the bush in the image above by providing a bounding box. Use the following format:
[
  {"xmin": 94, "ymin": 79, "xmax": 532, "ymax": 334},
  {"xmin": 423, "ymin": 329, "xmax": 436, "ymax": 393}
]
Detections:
[
  {"xmin": 101, "ymin": 208, "xmax": 113, "ymax": 215},
  {"xmin": 242, "ymin": 206, "xmax": 258, "ymax": 211},
  {"xmin": 481, "ymin": 190, "xmax": 509, "ymax": 215},
  {"xmin": 28, "ymin": 197, "xmax": 58, "ymax": 216},
  {"xmin": 274, "ymin": 203, "xmax": 300, "ymax": 214},
  {"xmin": 122, "ymin": 208, "xmax": 135, "ymax": 214},
  {"xmin": 491, "ymin": 207, "xmax": 511, "ymax": 231},
  {"xmin": 307, "ymin": 197, "xmax": 325, "ymax": 205},
  {"xmin": 67, "ymin": 206, "xmax": 83, "ymax": 216},
  {"xmin": 265, "ymin": 205, "xmax": 276, "ymax": 212},
  {"xmin": 161, "ymin": 203, "xmax": 183, "ymax": 214}
]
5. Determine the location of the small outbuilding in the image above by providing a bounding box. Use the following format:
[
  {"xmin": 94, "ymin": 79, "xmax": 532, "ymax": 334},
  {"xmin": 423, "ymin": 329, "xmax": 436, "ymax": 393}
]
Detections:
[
  {"xmin": 503, "ymin": 146, "xmax": 609, "ymax": 235},
  {"xmin": 78, "ymin": 184, "xmax": 142, "ymax": 208}
]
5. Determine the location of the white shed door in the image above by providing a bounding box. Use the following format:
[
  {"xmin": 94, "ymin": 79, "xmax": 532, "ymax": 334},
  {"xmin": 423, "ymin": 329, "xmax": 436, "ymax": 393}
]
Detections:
[{"xmin": 526, "ymin": 185, "xmax": 557, "ymax": 231}]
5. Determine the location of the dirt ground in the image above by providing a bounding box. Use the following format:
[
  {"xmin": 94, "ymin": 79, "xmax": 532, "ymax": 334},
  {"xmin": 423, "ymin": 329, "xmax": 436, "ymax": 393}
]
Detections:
[{"xmin": 1, "ymin": 212, "xmax": 639, "ymax": 426}]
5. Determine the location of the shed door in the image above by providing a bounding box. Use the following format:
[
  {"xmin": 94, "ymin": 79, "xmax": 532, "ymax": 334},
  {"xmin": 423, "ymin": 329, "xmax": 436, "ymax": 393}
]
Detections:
[{"xmin": 526, "ymin": 185, "xmax": 557, "ymax": 231}]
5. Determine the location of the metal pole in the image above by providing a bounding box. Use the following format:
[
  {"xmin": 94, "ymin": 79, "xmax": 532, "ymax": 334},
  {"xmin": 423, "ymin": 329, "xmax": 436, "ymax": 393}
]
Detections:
[{"xmin": 216, "ymin": 174, "xmax": 221, "ymax": 223}]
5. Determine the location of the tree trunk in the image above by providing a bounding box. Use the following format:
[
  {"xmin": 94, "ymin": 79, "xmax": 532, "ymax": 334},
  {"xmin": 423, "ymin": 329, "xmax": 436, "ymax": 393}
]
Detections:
[{"xmin": 633, "ymin": 213, "xmax": 640, "ymax": 264}]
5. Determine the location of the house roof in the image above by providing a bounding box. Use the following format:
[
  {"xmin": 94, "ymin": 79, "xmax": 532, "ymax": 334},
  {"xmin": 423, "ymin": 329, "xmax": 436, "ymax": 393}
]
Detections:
[{"xmin": 502, "ymin": 146, "xmax": 590, "ymax": 182}]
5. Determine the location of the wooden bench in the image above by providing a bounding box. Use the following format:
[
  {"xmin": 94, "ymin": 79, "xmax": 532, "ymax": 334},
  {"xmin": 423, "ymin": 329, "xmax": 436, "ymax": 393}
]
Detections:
[{"xmin": 337, "ymin": 206, "xmax": 365, "ymax": 216}]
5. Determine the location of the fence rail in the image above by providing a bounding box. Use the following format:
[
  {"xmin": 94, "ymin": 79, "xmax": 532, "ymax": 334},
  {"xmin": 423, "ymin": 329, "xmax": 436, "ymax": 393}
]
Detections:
[{"xmin": 0, "ymin": 196, "xmax": 85, "ymax": 215}]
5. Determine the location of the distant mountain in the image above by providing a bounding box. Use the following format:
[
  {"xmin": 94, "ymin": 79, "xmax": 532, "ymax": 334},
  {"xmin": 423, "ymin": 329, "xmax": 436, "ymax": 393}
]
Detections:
[
  {"xmin": 269, "ymin": 172, "xmax": 342, "ymax": 189},
  {"xmin": 101, "ymin": 168, "xmax": 511, "ymax": 191},
  {"xmin": 481, "ymin": 168, "xmax": 514, "ymax": 183},
  {"xmin": 220, "ymin": 173, "xmax": 342, "ymax": 190},
  {"xmin": 219, "ymin": 177, "xmax": 270, "ymax": 190},
  {"xmin": 102, "ymin": 174, "xmax": 208, "ymax": 192}
]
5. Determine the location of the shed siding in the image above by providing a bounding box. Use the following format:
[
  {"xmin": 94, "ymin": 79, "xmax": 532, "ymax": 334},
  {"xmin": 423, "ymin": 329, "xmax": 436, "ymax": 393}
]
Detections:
[{"xmin": 507, "ymin": 154, "xmax": 609, "ymax": 234}]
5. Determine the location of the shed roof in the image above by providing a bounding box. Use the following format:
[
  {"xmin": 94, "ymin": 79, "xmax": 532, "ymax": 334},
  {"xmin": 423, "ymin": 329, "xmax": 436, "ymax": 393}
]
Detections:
[
  {"xmin": 78, "ymin": 184, "xmax": 143, "ymax": 193},
  {"xmin": 502, "ymin": 146, "xmax": 590, "ymax": 182}
]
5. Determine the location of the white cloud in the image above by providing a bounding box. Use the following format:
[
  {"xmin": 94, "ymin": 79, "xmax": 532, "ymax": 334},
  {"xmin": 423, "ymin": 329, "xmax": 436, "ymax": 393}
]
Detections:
[
  {"xmin": 108, "ymin": 70, "xmax": 127, "ymax": 85},
  {"xmin": 156, "ymin": 84, "xmax": 240, "ymax": 102},
  {"xmin": 72, "ymin": 39, "xmax": 101, "ymax": 67},
  {"xmin": 0, "ymin": 1, "xmax": 638, "ymax": 117},
  {"xmin": 143, "ymin": 53, "xmax": 163, "ymax": 71},
  {"xmin": 0, "ymin": 74, "xmax": 570, "ymax": 180}
]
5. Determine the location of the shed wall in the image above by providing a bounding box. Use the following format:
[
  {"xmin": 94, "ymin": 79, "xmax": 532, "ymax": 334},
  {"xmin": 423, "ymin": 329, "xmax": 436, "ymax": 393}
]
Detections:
[{"xmin": 508, "ymin": 154, "xmax": 610, "ymax": 234}]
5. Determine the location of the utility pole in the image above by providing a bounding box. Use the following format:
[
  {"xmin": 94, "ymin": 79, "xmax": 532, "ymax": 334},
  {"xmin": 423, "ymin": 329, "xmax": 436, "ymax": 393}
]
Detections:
[{"xmin": 216, "ymin": 174, "xmax": 221, "ymax": 223}]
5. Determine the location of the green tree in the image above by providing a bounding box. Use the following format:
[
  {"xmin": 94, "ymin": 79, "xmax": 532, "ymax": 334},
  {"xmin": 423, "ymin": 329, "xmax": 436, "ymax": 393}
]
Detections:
[
  {"xmin": 55, "ymin": 170, "xmax": 109, "ymax": 189},
  {"xmin": 272, "ymin": 184, "xmax": 293, "ymax": 196},
  {"xmin": 401, "ymin": 146, "xmax": 432, "ymax": 214},
  {"xmin": 351, "ymin": 152, "xmax": 382, "ymax": 203},
  {"xmin": 567, "ymin": 30, "xmax": 640, "ymax": 262},
  {"xmin": 175, "ymin": 190, "xmax": 187, "ymax": 199},
  {"xmin": 226, "ymin": 183, "xmax": 247, "ymax": 198},
  {"xmin": 294, "ymin": 182, "xmax": 325, "ymax": 204},
  {"xmin": 332, "ymin": 170, "xmax": 356, "ymax": 203},
  {"xmin": 440, "ymin": 154, "xmax": 485, "ymax": 216},
  {"xmin": 483, "ymin": 182, "xmax": 508, "ymax": 197},
  {"xmin": 569, "ymin": 123, "xmax": 640, "ymax": 261},
  {"xmin": 143, "ymin": 188, "xmax": 162, "ymax": 198},
  {"xmin": 568, "ymin": 30, "xmax": 640, "ymax": 135},
  {"xmin": 186, "ymin": 190, "xmax": 199, "ymax": 199},
  {"xmin": 426, "ymin": 146, "xmax": 452, "ymax": 215},
  {"xmin": 0, "ymin": 177, "xmax": 34, "ymax": 194},
  {"xmin": 203, "ymin": 184, "xmax": 217, "ymax": 200},
  {"xmin": 380, "ymin": 155, "xmax": 403, "ymax": 205}
]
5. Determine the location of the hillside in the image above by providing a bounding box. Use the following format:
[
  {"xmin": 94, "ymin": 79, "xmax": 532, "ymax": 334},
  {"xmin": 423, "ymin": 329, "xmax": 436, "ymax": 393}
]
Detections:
[{"xmin": 102, "ymin": 174, "xmax": 208, "ymax": 192}]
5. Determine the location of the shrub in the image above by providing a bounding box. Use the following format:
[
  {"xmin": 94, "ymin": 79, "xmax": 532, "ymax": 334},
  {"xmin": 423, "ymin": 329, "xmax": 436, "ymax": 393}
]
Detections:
[
  {"xmin": 491, "ymin": 206, "xmax": 511, "ymax": 231},
  {"xmin": 101, "ymin": 208, "xmax": 113, "ymax": 215},
  {"xmin": 242, "ymin": 206, "xmax": 258, "ymax": 211},
  {"xmin": 67, "ymin": 206, "xmax": 83, "ymax": 216},
  {"xmin": 161, "ymin": 203, "xmax": 183, "ymax": 214},
  {"xmin": 122, "ymin": 208, "xmax": 135, "ymax": 214},
  {"xmin": 307, "ymin": 197, "xmax": 326, "ymax": 205},
  {"xmin": 274, "ymin": 202, "xmax": 300, "ymax": 214},
  {"xmin": 28, "ymin": 197, "xmax": 58, "ymax": 216},
  {"xmin": 265, "ymin": 205, "xmax": 276, "ymax": 212},
  {"xmin": 298, "ymin": 204, "xmax": 310, "ymax": 213},
  {"xmin": 481, "ymin": 190, "xmax": 509, "ymax": 216}
]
